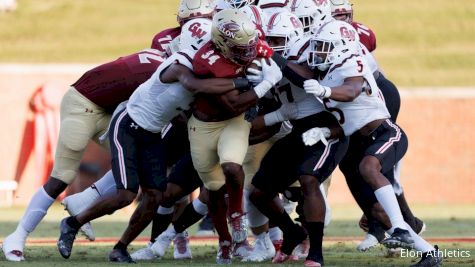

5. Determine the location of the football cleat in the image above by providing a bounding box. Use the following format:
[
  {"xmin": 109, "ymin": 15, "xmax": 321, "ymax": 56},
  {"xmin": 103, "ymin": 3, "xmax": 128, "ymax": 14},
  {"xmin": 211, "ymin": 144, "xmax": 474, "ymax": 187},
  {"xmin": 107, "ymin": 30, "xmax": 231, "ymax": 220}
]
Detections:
[
  {"xmin": 292, "ymin": 238, "xmax": 310, "ymax": 259},
  {"xmin": 382, "ymin": 228, "xmax": 415, "ymax": 249},
  {"xmin": 57, "ymin": 218, "xmax": 79, "ymax": 259},
  {"xmin": 173, "ymin": 231, "xmax": 192, "ymax": 259},
  {"xmin": 357, "ymin": 233, "xmax": 379, "ymax": 252},
  {"xmin": 409, "ymin": 245, "xmax": 443, "ymax": 267},
  {"xmin": 232, "ymin": 239, "xmax": 252, "ymax": 258},
  {"xmin": 109, "ymin": 248, "xmax": 135, "ymax": 263},
  {"xmin": 242, "ymin": 233, "xmax": 275, "ymax": 262},
  {"xmin": 272, "ymin": 250, "xmax": 291, "ymax": 263},
  {"xmin": 130, "ymin": 242, "xmax": 157, "ymax": 261},
  {"xmin": 61, "ymin": 196, "xmax": 95, "ymax": 241},
  {"xmin": 2, "ymin": 231, "xmax": 27, "ymax": 262},
  {"xmin": 304, "ymin": 259, "xmax": 322, "ymax": 267},
  {"xmin": 151, "ymin": 227, "xmax": 176, "ymax": 257},
  {"xmin": 216, "ymin": 240, "xmax": 233, "ymax": 265}
]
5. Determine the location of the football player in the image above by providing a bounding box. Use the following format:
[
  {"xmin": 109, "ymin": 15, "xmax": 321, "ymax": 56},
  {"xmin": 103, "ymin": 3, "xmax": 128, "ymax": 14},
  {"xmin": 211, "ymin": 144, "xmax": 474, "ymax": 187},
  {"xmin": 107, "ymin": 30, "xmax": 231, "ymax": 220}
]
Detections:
[
  {"xmin": 1, "ymin": 47, "xmax": 166, "ymax": 262},
  {"xmin": 303, "ymin": 20, "xmax": 442, "ymax": 267},
  {"xmin": 54, "ymin": 18, "xmax": 259, "ymax": 262},
  {"xmin": 188, "ymin": 9, "xmax": 281, "ymax": 263}
]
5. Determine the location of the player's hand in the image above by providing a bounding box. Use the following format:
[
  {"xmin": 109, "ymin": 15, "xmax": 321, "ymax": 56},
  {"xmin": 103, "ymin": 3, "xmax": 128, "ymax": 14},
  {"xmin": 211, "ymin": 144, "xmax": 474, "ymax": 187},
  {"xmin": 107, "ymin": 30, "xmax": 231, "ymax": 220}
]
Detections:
[
  {"xmin": 263, "ymin": 103, "xmax": 298, "ymax": 126},
  {"xmin": 261, "ymin": 58, "xmax": 283, "ymax": 86},
  {"xmin": 256, "ymin": 39, "xmax": 273, "ymax": 58},
  {"xmin": 304, "ymin": 79, "xmax": 331, "ymax": 98},
  {"xmin": 302, "ymin": 127, "xmax": 331, "ymax": 146},
  {"xmin": 246, "ymin": 60, "xmax": 263, "ymax": 85},
  {"xmin": 253, "ymin": 58, "xmax": 283, "ymax": 98}
]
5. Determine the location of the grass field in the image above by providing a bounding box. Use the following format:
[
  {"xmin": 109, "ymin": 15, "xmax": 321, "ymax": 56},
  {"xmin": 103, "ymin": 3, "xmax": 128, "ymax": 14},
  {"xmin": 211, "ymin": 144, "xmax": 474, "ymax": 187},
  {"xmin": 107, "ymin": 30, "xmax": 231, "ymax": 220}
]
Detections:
[
  {"xmin": 1, "ymin": 204, "xmax": 474, "ymax": 266},
  {"xmin": 1, "ymin": 0, "xmax": 474, "ymax": 86}
]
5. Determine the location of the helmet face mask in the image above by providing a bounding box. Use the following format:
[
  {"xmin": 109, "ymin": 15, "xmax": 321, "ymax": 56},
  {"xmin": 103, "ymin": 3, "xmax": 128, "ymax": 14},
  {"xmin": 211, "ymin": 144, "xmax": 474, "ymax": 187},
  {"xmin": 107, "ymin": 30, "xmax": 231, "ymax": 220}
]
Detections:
[
  {"xmin": 307, "ymin": 20, "xmax": 358, "ymax": 71},
  {"xmin": 224, "ymin": 0, "xmax": 254, "ymax": 9},
  {"xmin": 266, "ymin": 11, "xmax": 304, "ymax": 57},
  {"xmin": 330, "ymin": 0, "xmax": 353, "ymax": 23}
]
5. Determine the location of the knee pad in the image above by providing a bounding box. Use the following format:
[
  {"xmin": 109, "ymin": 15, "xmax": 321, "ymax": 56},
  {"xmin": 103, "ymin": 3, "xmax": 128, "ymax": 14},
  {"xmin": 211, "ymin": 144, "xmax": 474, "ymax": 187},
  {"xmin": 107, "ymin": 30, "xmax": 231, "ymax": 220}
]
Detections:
[{"xmin": 59, "ymin": 118, "xmax": 91, "ymax": 151}]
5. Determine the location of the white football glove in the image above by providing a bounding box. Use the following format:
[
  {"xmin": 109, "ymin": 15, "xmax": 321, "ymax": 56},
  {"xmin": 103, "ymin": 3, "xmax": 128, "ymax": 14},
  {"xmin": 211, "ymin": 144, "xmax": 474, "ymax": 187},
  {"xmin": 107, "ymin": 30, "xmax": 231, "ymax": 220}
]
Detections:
[
  {"xmin": 246, "ymin": 60, "xmax": 263, "ymax": 85},
  {"xmin": 253, "ymin": 58, "xmax": 283, "ymax": 98},
  {"xmin": 263, "ymin": 103, "xmax": 298, "ymax": 126},
  {"xmin": 304, "ymin": 79, "xmax": 332, "ymax": 98},
  {"xmin": 302, "ymin": 127, "xmax": 331, "ymax": 146}
]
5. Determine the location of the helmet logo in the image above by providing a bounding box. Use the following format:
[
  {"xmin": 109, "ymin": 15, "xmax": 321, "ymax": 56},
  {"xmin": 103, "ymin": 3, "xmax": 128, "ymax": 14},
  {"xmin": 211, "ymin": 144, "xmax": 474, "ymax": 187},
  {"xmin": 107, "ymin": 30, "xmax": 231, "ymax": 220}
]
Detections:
[
  {"xmin": 189, "ymin": 22, "xmax": 207, "ymax": 38},
  {"xmin": 313, "ymin": 0, "xmax": 328, "ymax": 6},
  {"xmin": 340, "ymin": 26, "xmax": 356, "ymax": 41},
  {"xmin": 218, "ymin": 22, "xmax": 240, "ymax": 39}
]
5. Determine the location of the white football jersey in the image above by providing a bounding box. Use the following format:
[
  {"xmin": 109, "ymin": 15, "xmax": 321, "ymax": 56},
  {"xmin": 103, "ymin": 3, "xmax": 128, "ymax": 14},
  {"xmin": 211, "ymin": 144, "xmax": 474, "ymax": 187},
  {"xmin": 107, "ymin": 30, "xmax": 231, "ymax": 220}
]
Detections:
[
  {"xmin": 359, "ymin": 43, "xmax": 378, "ymax": 73},
  {"xmin": 127, "ymin": 51, "xmax": 195, "ymax": 133},
  {"xmin": 319, "ymin": 52, "xmax": 390, "ymax": 136}
]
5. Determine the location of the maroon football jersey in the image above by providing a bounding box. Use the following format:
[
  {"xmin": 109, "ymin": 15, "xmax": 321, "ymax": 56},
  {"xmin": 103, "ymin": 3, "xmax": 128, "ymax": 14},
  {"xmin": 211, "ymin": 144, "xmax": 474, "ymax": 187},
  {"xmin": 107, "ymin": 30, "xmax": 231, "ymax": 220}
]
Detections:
[
  {"xmin": 192, "ymin": 41, "xmax": 246, "ymax": 120},
  {"xmin": 72, "ymin": 49, "xmax": 165, "ymax": 111},
  {"xmin": 150, "ymin": 27, "xmax": 181, "ymax": 55},
  {"xmin": 351, "ymin": 21, "xmax": 377, "ymax": 52}
]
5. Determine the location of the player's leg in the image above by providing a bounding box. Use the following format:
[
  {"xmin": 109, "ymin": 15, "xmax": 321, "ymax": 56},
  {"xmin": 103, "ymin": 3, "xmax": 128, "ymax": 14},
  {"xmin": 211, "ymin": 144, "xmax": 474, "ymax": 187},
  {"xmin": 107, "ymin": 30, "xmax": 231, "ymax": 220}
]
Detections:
[
  {"xmin": 56, "ymin": 109, "xmax": 139, "ymax": 260},
  {"xmin": 2, "ymin": 87, "xmax": 105, "ymax": 261},
  {"xmin": 218, "ymin": 114, "xmax": 251, "ymax": 244},
  {"xmin": 376, "ymin": 72, "xmax": 401, "ymax": 122},
  {"xmin": 187, "ymin": 115, "xmax": 232, "ymax": 264},
  {"xmin": 358, "ymin": 120, "xmax": 413, "ymax": 249},
  {"xmin": 250, "ymin": 135, "xmax": 307, "ymax": 263}
]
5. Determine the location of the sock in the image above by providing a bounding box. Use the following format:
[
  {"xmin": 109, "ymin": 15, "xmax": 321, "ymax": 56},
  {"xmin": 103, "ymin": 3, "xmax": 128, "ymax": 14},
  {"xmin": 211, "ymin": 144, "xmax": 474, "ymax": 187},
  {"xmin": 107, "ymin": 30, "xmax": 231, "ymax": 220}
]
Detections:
[
  {"xmin": 273, "ymin": 210, "xmax": 298, "ymax": 235},
  {"xmin": 93, "ymin": 170, "xmax": 117, "ymax": 196},
  {"xmin": 268, "ymin": 226, "xmax": 283, "ymax": 242},
  {"xmin": 374, "ymin": 185, "xmax": 407, "ymax": 231},
  {"xmin": 66, "ymin": 216, "xmax": 82, "ymax": 230},
  {"xmin": 306, "ymin": 222, "xmax": 324, "ymax": 263},
  {"xmin": 208, "ymin": 190, "xmax": 232, "ymax": 242},
  {"xmin": 114, "ymin": 241, "xmax": 127, "ymax": 251},
  {"xmin": 150, "ymin": 206, "xmax": 174, "ymax": 242},
  {"xmin": 404, "ymin": 222, "xmax": 434, "ymax": 253},
  {"xmin": 173, "ymin": 199, "xmax": 207, "ymax": 233},
  {"xmin": 225, "ymin": 183, "xmax": 243, "ymax": 218},
  {"xmin": 18, "ymin": 187, "xmax": 55, "ymax": 234}
]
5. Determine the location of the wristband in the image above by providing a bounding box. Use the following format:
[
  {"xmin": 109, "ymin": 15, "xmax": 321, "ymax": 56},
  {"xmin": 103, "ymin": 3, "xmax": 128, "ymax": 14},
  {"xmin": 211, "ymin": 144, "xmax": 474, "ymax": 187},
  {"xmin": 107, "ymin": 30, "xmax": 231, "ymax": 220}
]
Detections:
[
  {"xmin": 263, "ymin": 110, "xmax": 284, "ymax": 126},
  {"xmin": 323, "ymin": 86, "xmax": 332, "ymax": 98},
  {"xmin": 322, "ymin": 127, "xmax": 331, "ymax": 138},
  {"xmin": 253, "ymin": 80, "xmax": 273, "ymax": 98},
  {"xmin": 233, "ymin": 78, "xmax": 251, "ymax": 92}
]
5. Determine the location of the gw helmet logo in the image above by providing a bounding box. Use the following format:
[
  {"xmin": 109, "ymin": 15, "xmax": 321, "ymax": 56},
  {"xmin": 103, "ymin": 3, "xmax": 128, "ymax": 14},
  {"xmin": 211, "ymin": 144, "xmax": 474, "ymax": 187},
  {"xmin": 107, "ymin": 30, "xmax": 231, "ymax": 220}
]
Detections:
[
  {"xmin": 340, "ymin": 26, "xmax": 356, "ymax": 41},
  {"xmin": 189, "ymin": 22, "xmax": 207, "ymax": 38},
  {"xmin": 218, "ymin": 22, "xmax": 241, "ymax": 39}
]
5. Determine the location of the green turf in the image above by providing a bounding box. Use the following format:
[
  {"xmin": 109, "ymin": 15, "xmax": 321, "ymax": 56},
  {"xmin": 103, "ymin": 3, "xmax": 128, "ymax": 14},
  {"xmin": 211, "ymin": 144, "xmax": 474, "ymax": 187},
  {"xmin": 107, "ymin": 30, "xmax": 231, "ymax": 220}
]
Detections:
[
  {"xmin": 1, "ymin": 0, "xmax": 474, "ymax": 86},
  {"xmin": 1, "ymin": 204, "xmax": 474, "ymax": 266}
]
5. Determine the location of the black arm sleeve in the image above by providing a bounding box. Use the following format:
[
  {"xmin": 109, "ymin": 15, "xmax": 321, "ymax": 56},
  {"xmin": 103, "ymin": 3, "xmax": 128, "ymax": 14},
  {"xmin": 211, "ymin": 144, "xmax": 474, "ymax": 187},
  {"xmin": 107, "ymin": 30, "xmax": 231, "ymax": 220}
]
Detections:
[{"xmin": 272, "ymin": 53, "xmax": 306, "ymax": 88}]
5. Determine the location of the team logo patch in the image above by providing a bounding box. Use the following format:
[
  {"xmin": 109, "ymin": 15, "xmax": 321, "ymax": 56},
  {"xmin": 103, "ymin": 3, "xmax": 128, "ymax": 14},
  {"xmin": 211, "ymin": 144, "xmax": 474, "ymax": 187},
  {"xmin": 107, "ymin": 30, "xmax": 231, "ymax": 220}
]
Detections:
[{"xmin": 218, "ymin": 22, "xmax": 240, "ymax": 39}]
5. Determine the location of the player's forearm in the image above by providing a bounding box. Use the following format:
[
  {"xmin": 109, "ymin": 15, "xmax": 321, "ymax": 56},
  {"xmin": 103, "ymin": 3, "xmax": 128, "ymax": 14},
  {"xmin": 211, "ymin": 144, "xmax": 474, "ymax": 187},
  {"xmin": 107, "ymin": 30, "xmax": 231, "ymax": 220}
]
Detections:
[
  {"xmin": 272, "ymin": 53, "xmax": 312, "ymax": 88},
  {"xmin": 327, "ymin": 79, "xmax": 363, "ymax": 102}
]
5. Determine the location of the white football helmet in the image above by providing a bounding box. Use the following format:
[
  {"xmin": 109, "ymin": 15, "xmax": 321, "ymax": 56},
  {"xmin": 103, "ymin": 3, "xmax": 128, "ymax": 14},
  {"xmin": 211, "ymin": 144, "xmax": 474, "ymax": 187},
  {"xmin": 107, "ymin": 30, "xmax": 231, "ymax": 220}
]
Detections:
[
  {"xmin": 223, "ymin": 0, "xmax": 254, "ymax": 9},
  {"xmin": 177, "ymin": 0, "xmax": 215, "ymax": 26},
  {"xmin": 309, "ymin": 5, "xmax": 333, "ymax": 34},
  {"xmin": 330, "ymin": 0, "xmax": 353, "ymax": 23},
  {"xmin": 179, "ymin": 18, "xmax": 213, "ymax": 52},
  {"xmin": 211, "ymin": 9, "xmax": 258, "ymax": 65},
  {"xmin": 307, "ymin": 20, "xmax": 359, "ymax": 71},
  {"xmin": 288, "ymin": 0, "xmax": 332, "ymax": 33},
  {"xmin": 265, "ymin": 11, "xmax": 304, "ymax": 57},
  {"xmin": 257, "ymin": 0, "xmax": 288, "ymax": 15},
  {"xmin": 239, "ymin": 5, "xmax": 268, "ymax": 38}
]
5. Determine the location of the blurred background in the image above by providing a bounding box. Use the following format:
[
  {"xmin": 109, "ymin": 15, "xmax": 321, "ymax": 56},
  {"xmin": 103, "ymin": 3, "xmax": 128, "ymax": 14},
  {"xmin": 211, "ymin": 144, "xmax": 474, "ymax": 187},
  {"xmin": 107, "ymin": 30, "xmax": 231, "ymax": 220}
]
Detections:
[{"xmin": 0, "ymin": 0, "xmax": 474, "ymax": 214}]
